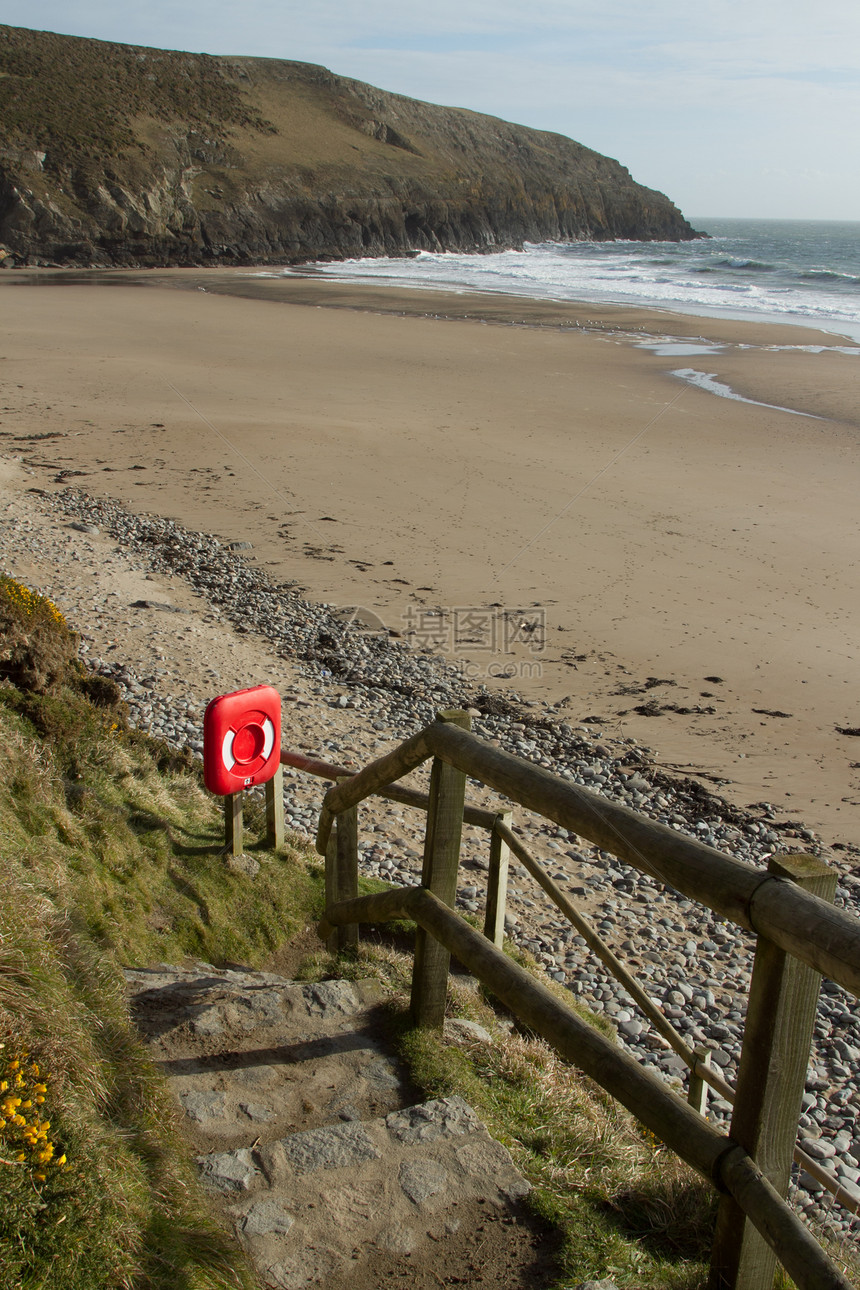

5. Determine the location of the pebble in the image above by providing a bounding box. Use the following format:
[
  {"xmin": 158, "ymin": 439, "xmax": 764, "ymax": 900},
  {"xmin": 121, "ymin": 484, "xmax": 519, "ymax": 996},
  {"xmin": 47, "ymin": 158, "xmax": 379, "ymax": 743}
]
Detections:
[{"xmin": 4, "ymin": 484, "xmax": 859, "ymax": 1236}]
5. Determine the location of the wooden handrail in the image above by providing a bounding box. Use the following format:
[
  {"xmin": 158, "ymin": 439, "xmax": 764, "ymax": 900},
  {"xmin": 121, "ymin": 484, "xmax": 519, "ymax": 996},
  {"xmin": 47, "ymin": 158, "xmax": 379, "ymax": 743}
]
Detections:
[
  {"xmin": 308, "ymin": 715, "xmax": 860, "ymax": 999},
  {"xmin": 490, "ymin": 822, "xmax": 859, "ymax": 1218},
  {"xmin": 310, "ymin": 713, "xmax": 860, "ymax": 1279},
  {"xmin": 424, "ymin": 723, "xmax": 860, "ymax": 998},
  {"xmin": 281, "ymin": 746, "xmax": 499, "ymax": 827},
  {"xmin": 320, "ymin": 886, "xmax": 853, "ymax": 1290},
  {"xmin": 314, "ymin": 717, "xmax": 860, "ymax": 994},
  {"xmin": 280, "ymin": 749, "xmax": 353, "ymax": 780}
]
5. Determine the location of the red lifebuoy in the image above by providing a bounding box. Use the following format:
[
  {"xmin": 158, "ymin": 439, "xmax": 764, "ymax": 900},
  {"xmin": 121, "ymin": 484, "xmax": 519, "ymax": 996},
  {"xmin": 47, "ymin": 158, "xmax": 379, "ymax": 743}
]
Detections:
[{"xmin": 203, "ymin": 685, "xmax": 282, "ymax": 795}]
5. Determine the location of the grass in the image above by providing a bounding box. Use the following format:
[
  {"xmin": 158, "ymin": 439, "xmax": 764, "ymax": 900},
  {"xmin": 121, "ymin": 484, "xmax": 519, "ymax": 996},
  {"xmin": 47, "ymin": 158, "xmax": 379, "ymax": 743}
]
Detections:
[
  {"xmin": 0, "ymin": 577, "xmax": 324, "ymax": 1288},
  {"xmin": 0, "ymin": 24, "xmax": 273, "ymax": 167}
]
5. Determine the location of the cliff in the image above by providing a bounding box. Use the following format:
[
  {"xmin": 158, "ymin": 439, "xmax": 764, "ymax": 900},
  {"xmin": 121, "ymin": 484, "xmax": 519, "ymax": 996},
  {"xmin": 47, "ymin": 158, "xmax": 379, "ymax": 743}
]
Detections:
[{"xmin": 0, "ymin": 24, "xmax": 702, "ymax": 268}]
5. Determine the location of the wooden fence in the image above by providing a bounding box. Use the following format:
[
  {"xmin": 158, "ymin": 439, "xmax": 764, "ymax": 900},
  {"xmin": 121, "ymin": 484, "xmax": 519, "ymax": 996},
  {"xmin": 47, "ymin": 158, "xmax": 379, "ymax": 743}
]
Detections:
[{"xmin": 279, "ymin": 710, "xmax": 859, "ymax": 1289}]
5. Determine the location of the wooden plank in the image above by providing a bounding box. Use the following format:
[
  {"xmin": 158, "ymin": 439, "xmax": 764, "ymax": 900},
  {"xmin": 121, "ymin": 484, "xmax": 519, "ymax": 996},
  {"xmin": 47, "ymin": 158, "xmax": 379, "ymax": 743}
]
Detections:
[
  {"xmin": 718, "ymin": 1147, "xmax": 851, "ymax": 1290},
  {"xmin": 224, "ymin": 792, "xmax": 243, "ymax": 857},
  {"xmin": 410, "ymin": 711, "xmax": 470, "ymax": 1029},
  {"xmin": 281, "ymin": 749, "xmax": 353, "ymax": 779},
  {"xmin": 426, "ymin": 722, "xmax": 860, "ymax": 997},
  {"xmin": 484, "ymin": 811, "xmax": 512, "ymax": 947},
  {"xmin": 747, "ymin": 877, "xmax": 859, "ymax": 997},
  {"xmin": 322, "ymin": 727, "xmax": 433, "ymax": 815},
  {"xmin": 379, "ymin": 782, "xmax": 500, "ymax": 829},
  {"xmin": 281, "ymin": 747, "xmax": 498, "ymax": 827},
  {"xmin": 425, "ymin": 721, "xmax": 765, "ymax": 924},
  {"xmin": 709, "ymin": 855, "xmax": 838, "ymax": 1290},
  {"xmin": 315, "ymin": 803, "xmax": 334, "ymax": 856},
  {"xmin": 265, "ymin": 764, "xmax": 285, "ymax": 849},
  {"xmin": 792, "ymin": 1145, "xmax": 860, "ymax": 1218}
]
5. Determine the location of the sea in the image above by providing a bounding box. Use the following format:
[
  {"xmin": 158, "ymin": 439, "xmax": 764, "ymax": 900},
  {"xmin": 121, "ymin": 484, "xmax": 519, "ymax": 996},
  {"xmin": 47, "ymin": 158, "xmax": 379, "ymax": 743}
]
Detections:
[{"xmin": 276, "ymin": 218, "xmax": 860, "ymax": 344}]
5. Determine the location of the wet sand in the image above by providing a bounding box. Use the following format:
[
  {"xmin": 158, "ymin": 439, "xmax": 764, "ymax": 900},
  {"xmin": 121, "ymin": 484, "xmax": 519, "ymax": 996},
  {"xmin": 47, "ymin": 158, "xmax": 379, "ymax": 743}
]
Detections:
[{"xmin": 0, "ymin": 269, "xmax": 857, "ymax": 846}]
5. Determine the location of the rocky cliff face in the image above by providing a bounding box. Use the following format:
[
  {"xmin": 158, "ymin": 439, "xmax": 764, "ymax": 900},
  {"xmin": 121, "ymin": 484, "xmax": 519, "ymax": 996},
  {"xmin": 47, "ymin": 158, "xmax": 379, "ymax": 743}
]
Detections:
[{"xmin": 0, "ymin": 25, "xmax": 702, "ymax": 268}]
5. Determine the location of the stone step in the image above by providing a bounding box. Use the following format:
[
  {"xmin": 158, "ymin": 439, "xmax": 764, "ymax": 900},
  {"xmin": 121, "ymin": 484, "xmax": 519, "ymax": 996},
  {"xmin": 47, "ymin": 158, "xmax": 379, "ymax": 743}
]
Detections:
[
  {"xmin": 125, "ymin": 966, "xmax": 412, "ymax": 1143},
  {"xmin": 202, "ymin": 1096, "xmax": 531, "ymax": 1290},
  {"xmin": 125, "ymin": 965, "xmax": 538, "ymax": 1289}
]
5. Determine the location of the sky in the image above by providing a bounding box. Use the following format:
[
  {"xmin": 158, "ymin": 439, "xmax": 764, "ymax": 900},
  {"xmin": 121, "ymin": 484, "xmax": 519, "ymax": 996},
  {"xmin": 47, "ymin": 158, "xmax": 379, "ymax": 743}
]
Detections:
[{"xmin": 3, "ymin": 1, "xmax": 858, "ymax": 221}]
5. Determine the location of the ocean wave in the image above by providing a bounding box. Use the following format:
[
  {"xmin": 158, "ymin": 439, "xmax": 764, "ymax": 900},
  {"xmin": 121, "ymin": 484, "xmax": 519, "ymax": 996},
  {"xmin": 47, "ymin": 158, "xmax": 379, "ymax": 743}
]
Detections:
[
  {"xmin": 289, "ymin": 225, "xmax": 860, "ymax": 340},
  {"xmin": 710, "ymin": 257, "xmax": 776, "ymax": 272},
  {"xmin": 671, "ymin": 369, "xmax": 820, "ymax": 418},
  {"xmin": 800, "ymin": 268, "xmax": 860, "ymax": 284}
]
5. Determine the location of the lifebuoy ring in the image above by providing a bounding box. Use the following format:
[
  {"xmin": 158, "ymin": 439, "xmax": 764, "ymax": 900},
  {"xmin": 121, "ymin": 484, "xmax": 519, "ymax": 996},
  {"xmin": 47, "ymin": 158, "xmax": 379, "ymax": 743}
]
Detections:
[{"xmin": 221, "ymin": 715, "xmax": 276, "ymax": 775}]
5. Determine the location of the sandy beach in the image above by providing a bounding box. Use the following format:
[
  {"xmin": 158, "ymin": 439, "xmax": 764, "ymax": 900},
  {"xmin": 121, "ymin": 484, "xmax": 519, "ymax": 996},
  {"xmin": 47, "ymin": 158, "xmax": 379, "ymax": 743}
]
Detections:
[{"xmin": 0, "ymin": 269, "xmax": 857, "ymax": 846}]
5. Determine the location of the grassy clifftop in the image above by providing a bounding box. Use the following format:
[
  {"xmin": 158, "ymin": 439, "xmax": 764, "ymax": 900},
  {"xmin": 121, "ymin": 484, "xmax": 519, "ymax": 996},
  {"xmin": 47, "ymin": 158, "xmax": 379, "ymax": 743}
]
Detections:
[
  {"xmin": 0, "ymin": 24, "xmax": 700, "ymax": 267},
  {"xmin": 0, "ymin": 26, "xmax": 272, "ymax": 164},
  {"xmin": 0, "ymin": 575, "xmax": 322, "ymax": 1288}
]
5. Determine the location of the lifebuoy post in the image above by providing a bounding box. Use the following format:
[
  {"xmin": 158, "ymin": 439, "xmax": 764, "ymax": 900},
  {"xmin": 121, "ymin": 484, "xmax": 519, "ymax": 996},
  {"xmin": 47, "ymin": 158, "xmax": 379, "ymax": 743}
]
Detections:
[{"xmin": 203, "ymin": 685, "xmax": 284, "ymax": 855}]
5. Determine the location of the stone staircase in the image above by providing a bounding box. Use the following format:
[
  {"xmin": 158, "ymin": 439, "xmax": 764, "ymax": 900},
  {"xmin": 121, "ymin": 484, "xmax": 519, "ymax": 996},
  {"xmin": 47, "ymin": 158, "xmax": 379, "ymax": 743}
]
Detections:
[{"xmin": 125, "ymin": 964, "xmax": 553, "ymax": 1289}]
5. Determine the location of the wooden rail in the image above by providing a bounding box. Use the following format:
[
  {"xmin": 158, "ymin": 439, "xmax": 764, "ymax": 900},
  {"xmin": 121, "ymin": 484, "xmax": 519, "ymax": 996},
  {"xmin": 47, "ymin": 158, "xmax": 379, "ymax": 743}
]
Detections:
[
  {"xmin": 280, "ymin": 747, "xmax": 497, "ymax": 827},
  {"xmin": 319, "ymin": 887, "xmax": 853, "ymax": 1290},
  {"xmin": 287, "ymin": 711, "xmax": 860, "ymax": 1286},
  {"xmin": 493, "ymin": 822, "xmax": 860, "ymax": 1220},
  {"xmin": 420, "ymin": 722, "xmax": 860, "ymax": 997}
]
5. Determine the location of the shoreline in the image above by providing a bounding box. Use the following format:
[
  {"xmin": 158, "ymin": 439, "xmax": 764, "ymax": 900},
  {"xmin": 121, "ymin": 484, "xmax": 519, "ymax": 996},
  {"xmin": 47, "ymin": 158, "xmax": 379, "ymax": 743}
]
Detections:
[
  {"xmin": 6, "ymin": 260, "xmax": 860, "ymax": 344},
  {"xmin": 0, "ymin": 271, "xmax": 857, "ymax": 847}
]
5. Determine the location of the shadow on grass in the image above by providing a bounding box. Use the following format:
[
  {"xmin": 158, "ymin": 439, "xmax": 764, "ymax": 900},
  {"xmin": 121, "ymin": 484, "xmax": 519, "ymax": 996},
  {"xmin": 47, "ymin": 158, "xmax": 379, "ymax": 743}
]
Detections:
[
  {"xmin": 127, "ymin": 807, "xmax": 221, "ymax": 849},
  {"xmin": 135, "ymin": 1210, "xmax": 252, "ymax": 1290},
  {"xmin": 599, "ymin": 1175, "xmax": 717, "ymax": 1266},
  {"xmin": 167, "ymin": 868, "xmax": 212, "ymax": 926}
]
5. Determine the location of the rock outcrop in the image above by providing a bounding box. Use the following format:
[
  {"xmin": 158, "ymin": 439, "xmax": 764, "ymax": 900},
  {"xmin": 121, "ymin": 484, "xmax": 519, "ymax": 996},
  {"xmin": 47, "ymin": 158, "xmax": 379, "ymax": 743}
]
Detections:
[{"xmin": 0, "ymin": 24, "xmax": 702, "ymax": 268}]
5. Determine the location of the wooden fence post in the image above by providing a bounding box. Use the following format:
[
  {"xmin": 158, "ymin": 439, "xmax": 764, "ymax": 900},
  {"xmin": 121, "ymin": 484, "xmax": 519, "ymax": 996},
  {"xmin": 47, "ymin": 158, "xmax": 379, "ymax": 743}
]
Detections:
[
  {"xmin": 411, "ymin": 710, "xmax": 470, "ymax": 1029},
  {"xmin": 225, "ymin": 793, "xmax": 243, "ymax": 857},
  {"xmin": 265, "ymin": 763, "xmax": 285, "ymax": 850},
  {"xmin": 688, "ymin": 1043, "xmax": 711, "ymax": 1117},
  {"xmin": 484, "ymin": 810, "xmax": 512, "ymax": 947},
  {"xmin": 335, "ymin": 792, "xmax": 359, "ymax": 951},
  {"xmin": 325, "ymin": 820, "xmax": 340, "ymax": 954},
  {"xmin": 323, "ymin": 780, "xmax": 359, "ymax": 953},
  {"xmin": 708, "ymin": 854, "xmax": 837, "ymax": 1290}
]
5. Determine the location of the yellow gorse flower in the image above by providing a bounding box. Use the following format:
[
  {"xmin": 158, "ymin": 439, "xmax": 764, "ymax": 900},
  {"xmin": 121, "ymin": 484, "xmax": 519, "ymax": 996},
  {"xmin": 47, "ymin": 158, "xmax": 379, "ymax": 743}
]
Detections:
[
  {"xmin": 0, "ymin": 1044, "xmax": 68, "ymax": 1184},
  {"xmin": 0, "ymin": 575, "xmax": 68, "ymax": 629}
]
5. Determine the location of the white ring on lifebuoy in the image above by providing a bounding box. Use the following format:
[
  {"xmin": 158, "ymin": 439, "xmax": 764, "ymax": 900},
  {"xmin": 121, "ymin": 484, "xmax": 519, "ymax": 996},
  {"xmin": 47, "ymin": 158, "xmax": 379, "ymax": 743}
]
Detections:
[{"xmin": 220, "ymin": 717, "xmax": 275, "ymax": 772}]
